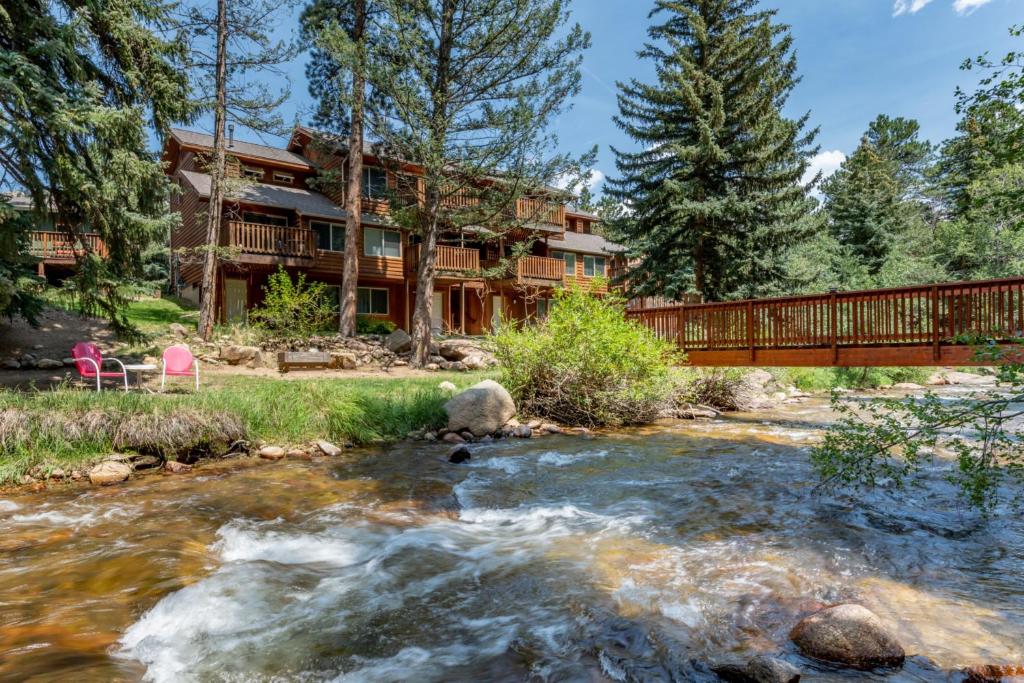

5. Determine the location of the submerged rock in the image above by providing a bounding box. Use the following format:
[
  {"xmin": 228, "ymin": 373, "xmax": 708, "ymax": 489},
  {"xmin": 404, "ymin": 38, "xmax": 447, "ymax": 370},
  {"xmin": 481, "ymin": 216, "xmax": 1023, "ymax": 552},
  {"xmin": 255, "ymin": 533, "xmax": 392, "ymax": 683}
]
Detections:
[
  {"xmin": 714, "ymin": 655, "xmax": 801, "ymax": 683},
  {"xmin": 448, "ymin": 445, "xmax": 471, "ymax": 464},
  {"xmin": 88, "ymin": 460, "xmax": 131, "ymax": 486},
  {"xmin": 963, "ymin": 664, "xmax": 1024, "ymax": 682},
  {"xmin": 790, "ymin": 604, "xmax": 904, "ymax": 670},
  {"xmin": 164, "ymin": 460, "xmax": 192, "ymax": 474},
  {"xmin": 444, "ymin": 380, "xmax": 516, "ymax": 437}
]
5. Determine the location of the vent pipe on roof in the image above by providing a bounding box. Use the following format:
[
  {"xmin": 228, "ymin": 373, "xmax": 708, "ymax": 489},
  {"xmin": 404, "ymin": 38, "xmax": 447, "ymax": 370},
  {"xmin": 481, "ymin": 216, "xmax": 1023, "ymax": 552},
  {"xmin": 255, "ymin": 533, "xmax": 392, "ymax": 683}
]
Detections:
[{"xmin": 228, "ymin": 124, "xmax": 235, "ymax": 148}]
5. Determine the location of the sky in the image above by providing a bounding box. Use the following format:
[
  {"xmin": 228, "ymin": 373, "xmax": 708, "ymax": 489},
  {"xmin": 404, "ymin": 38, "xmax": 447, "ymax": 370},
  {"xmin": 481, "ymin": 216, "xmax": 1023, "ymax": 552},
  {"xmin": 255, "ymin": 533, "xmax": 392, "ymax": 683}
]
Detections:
[{"xmin": 238, "ymin": 0, "xmax": 1023, "ymax": 197}]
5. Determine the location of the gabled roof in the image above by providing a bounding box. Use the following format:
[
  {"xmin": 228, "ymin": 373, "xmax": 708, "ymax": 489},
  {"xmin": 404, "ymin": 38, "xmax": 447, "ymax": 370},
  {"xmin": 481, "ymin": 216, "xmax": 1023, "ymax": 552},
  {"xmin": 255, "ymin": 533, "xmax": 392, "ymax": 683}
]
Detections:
[
  {"xmin": 170, "ymin": 129, "xmax": 315, "ymax": 170},
  {"xmin": 2, "ymin": 192, "xmax": 34, "ymax": 212},
  {"xmin": 554, "ymin": 230, "xmax": 626, "ymax": 256},
  {"xmin": 179, "ymin": 171, "xmax": 346, "ymax": 221}
]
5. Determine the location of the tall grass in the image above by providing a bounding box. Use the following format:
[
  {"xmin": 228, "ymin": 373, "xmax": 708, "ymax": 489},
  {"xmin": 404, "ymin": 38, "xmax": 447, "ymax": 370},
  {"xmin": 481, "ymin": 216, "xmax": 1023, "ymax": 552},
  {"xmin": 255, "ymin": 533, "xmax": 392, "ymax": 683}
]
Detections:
[{"xmin": 0, "ymin": 374, "xmax": 490, "ymax": 484}]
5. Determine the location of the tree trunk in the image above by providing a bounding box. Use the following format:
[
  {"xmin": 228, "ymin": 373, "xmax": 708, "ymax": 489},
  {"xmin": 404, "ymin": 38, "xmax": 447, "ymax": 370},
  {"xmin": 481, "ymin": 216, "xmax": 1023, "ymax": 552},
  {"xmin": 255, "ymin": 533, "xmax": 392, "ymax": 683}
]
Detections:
[
  {"xmin": 411, "ymin": 201, "xmax": 439, "ymax": 366},
  {"xmin": 338, "ymin": 0, "xmax": 366, "ymax": 337},
  {"xmin": 197, "ymin": 0, "xmax": 229, "ymax": 340}
]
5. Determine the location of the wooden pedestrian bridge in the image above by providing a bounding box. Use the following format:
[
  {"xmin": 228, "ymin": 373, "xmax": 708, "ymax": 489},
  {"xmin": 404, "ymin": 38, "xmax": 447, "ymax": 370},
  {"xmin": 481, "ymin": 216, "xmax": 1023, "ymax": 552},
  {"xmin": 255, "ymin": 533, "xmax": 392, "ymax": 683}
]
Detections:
[{"xmin": 626, "ymin": 277, "xmax": 1024, "ymax": 367}]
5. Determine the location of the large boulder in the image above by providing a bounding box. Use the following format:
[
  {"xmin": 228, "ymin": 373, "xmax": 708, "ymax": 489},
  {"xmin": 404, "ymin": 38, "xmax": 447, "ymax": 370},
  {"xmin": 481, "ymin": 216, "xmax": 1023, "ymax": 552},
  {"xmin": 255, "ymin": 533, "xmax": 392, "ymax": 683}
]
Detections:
[
  {"xmin": 220, "ymin": 345, "xmax": 261, "ymax": 365},
  {"xmin": 438, "ymin": 339, "xmax": 480, "ymax": 361},
  {"xmin": 927, "ymin": 370, "xmax": 996, "ymax": 386},
  {"xmin": 444, "ymin": 380, "xmax": 516, "ymax": 437},
  {"xmin": 790, "ymin": 604, "xmax": 905, "ymax": 670},
  {"xmin": 386, "ymin": 329, "xmax": 412, "ymax": 354},
  {"xmin": 88, "ymin": 460, "xmax": 131, "ymax": 486},
  {"xmin": 169, "ymin": 322, "xmax": 191, "ymax": 338}
]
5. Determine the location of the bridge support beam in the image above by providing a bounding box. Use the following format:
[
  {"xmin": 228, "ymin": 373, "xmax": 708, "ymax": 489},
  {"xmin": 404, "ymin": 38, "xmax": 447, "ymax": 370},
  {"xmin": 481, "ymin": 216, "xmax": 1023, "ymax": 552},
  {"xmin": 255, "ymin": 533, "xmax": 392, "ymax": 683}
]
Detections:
[{"xmin": 683, "ymin": 345, "xmax": 1024, "ymax": 368}]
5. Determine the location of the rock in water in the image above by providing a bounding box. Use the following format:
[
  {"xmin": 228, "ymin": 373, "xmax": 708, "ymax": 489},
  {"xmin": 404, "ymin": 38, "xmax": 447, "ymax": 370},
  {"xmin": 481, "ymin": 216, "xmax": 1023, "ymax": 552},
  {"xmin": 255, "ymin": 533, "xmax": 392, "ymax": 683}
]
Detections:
[
  {"xmin": 714, "ymin": 655, "xmax": 801, "ymax": 683},
  {"xmin": 258, "ymin": 446, "xmax": 286, "ymax": 461},
  {"xmin": 790, "ymin": 604, "xmax": 905, "ymax": 670},
  {"xmin": 88, "ymin": 460, "xmax": 131, "ymax": 486},
  {"xmin": 448, "ymin": 445, "xmax": 471, "ymax": 464},
  {"xmin": 164, "ymin": 461, "xmax": 192, "ymax": 474},
  {"xmin": 444, "ymin": 380, "xmax": 516, "ymax": 437},
  {"xmin": 316, "ymin": 440, "xmax": 342, "ymax": 457},
  {"xmin": 385, "ymin": 329, "xmax": 412, "ymax": 354}
]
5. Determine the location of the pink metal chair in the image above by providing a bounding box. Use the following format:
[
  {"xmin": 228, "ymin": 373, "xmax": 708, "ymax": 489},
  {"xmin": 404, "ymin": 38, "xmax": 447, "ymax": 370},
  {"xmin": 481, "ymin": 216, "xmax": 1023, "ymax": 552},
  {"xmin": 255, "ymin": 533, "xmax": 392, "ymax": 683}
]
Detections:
[
  {"xmin": 161, "ymin": 345, "xmax": 200, "ymax": 391},
  {"xmin": 72, "ymin": 342, "xmax": 128, "ymax": 392}
]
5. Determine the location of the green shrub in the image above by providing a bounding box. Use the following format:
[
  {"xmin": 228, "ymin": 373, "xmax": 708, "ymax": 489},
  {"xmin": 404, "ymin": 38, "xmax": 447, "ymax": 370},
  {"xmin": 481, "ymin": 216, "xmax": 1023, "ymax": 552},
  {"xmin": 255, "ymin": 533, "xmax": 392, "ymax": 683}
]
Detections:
[
  {"xmin": 356, "ymin": 315, "xmax": 397, "ymax": 335},
  {"xmin": 774, "ymin": 366, "xmax": 932, "ymax": 391},
  {"xmin": 677, "ymin": 368, "xmax": 749, "ymax": 411},
  {"xmin": 249, "ymin": 267, "xmax": 335, "ymax": 340},
  {"xmin": 491, "ymin": 285, "xmax": 678, "ymax": 427}
]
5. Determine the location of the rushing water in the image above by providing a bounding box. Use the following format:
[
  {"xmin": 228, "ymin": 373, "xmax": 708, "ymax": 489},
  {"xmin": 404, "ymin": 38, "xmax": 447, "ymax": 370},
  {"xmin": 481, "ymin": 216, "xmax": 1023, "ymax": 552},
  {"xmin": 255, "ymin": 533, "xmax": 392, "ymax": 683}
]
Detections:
[{"xmin": 1, "ymin": 395, "xmax": 1023, "ymax": 682}]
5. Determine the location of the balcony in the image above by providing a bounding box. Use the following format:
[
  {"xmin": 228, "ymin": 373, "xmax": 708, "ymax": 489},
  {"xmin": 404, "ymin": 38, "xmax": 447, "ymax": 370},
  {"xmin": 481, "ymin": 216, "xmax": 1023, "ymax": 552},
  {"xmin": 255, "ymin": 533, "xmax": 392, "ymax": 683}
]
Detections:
[
  {"xmin": 515, "ymin": 198, "xmax": 565, "ymax": 230},
  {"xmin": 224, "ymin": 221, "xmax": 315, "ymax": 260},
  {"xmin": 29, "ymin": 231, "xmax": 107, "ymax": 261},
  {"xmin": 407, "ymin": 244, "xmax": 481, "ymax": 277},
  {"xmin": 516, "ymin": 255, "xmax": 565, "ymax": 282}
]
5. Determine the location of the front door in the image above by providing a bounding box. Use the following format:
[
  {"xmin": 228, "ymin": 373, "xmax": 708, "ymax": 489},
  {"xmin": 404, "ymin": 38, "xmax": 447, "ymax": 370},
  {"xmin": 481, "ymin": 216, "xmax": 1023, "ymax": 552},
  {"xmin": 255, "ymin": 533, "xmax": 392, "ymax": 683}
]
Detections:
[
  {"xmin": 432, "ymin": 291, "xmax": 445, "ymax": 334},
  {"xmin": 224, "ymin": 278, "xmax": 248, "ymax": 324},
  {"xmin": 491, "ymin": 295, "xmax": 503, "ymax": 331}
]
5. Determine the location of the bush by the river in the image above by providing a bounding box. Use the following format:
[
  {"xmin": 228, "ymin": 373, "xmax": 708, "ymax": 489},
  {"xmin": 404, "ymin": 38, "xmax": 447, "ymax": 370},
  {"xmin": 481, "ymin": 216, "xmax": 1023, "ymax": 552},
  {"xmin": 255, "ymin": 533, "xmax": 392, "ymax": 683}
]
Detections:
[{"xmin": 491, "ymin": 285, "xmax": 678, "ymax": 427}]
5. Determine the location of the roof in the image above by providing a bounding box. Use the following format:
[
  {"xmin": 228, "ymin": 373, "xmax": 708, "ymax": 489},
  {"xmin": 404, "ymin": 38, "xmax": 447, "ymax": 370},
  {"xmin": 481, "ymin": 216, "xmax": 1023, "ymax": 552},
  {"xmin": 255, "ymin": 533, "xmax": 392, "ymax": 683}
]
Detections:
[
  {"xmin": 556, "ymin": 230, "xmax": 626, "ymax": 256},
  {"xmin": 2, "ymin": 192, "xmax": 34, "ymax": 211},
  {"xmin": 170, "ymin": 129, "xmax": 315, "ymax": 170},
  {"xmin": 179, "ymin": 171, "xmax": 347, "ymax": 221},
  {"xmin": 566, "ymin": 204, "xmax": 600, "ymax": 220}
]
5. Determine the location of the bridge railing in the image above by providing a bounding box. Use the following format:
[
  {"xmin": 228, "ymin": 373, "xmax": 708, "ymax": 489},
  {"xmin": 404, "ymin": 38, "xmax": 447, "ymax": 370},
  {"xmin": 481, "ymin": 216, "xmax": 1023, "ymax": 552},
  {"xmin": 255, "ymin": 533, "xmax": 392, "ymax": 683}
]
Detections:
[{"xmin": 627, "ymin": 277, "xmax": 1024, "ymax": 360}]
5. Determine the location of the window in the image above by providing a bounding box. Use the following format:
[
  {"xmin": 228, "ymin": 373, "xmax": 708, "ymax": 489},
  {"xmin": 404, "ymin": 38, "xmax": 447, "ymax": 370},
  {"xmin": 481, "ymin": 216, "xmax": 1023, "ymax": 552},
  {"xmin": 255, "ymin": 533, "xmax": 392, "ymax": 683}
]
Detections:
[
  {"xmin": 311, "ymin": 220, "xmax": 344, "ymax": 252},
  {"xmin": 323, "ymin": 285, "xmax": 341, "ymax": 312},
  {"xmin": 363, "ymin": 227, "xmax": 402, "ymax": 258},
  {"xmin": 242, "ymin": 211, "xmax": 288, "ymax": 227},
  {"xmin": 584, "ymin": 255, "xmax": 607, "ymax": 277},
  {"xmin": 273, "ymin": 171, "xmax": 294, "ymax": 184},
  {"xmin": 242, "ymin": 166, "xmax": 264, "ymax": 181},
  {"xmin": 362, "ymin": 167, "xmax": 388, "ymax": 199},
  {"xmin": 552, "ymin": 250, "xmax": 576, "ymax": 276},
  {"xmin": 357, "ymin": 287, "xmax": 389, "ymax": 315},
  {"xmin": 536, "ymin": 298, "xmax": 552, "ymax": 319}
]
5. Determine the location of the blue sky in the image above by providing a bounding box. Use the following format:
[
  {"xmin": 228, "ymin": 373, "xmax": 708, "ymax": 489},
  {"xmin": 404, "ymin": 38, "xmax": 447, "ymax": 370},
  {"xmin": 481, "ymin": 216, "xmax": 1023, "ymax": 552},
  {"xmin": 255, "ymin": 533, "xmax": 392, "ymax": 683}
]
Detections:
[{"xmin": 248, "ymin": 0, "xmax": 1022, "ymax": 196}]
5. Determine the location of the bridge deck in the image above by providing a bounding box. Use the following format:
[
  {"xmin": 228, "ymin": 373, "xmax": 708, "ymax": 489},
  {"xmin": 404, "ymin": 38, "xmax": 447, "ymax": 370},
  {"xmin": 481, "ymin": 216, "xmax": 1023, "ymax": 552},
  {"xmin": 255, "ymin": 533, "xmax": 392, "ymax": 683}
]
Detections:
[{"xmin": 627, "ymin": 277, "xmax": 1024, "ymax": 367}]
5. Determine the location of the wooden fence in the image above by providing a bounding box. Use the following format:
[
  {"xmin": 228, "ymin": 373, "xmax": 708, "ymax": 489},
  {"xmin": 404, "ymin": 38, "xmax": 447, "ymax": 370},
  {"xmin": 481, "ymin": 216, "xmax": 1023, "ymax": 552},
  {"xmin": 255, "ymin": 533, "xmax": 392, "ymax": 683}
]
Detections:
[{"xmin": 626, "ymin": 277, "xmax": 1024, "ymax": 367}]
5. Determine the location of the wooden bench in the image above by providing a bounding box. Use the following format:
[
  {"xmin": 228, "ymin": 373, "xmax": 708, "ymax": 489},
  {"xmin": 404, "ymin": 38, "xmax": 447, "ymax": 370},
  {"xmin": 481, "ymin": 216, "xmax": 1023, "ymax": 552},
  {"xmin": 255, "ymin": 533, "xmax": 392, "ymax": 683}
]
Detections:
[{"xmin": 277, "ymin": 351, "xmax": 333, "ymax": 373}]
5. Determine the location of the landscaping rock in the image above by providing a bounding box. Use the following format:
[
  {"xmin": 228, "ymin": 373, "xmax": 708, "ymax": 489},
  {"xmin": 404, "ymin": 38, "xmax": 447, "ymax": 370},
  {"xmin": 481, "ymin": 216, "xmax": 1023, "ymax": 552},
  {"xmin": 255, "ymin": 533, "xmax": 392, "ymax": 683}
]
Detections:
[
  {"xmin": 88, "ymin": 460, "xmax": 131, "ymax": 486},
  {"xmin": 790, "ymin": 604, "xmax": 905, "ymax": 670},
  {"xmin": 462, "ymin": 354, "xmax": 489, "ymax": 371},
  {"xmin": 316, "ymin": 440, "xmax": 343, "ymax": 457},
  {"xmin": 444, "ymin": 380, "xmax": 517, "ymax": 437},
  {"xmin": 330, "ymin": 352, "xmax": 358, "ymax": 370},
  {"xmin": 438, "ymin": 339, "xmax": 476, "ymax": 361},
  {"xmin": 714, "ymin": 655, "xmax": 801, "ymax": 683},
  {"xmin": 36, "ymin": 358, "xmax": 63, "ymax": 370},
  {"xmin": 164, "ymin": 461, "xmax": 192, "ymax": 474},
  {"xmin": 386, "ymin": 329, "xmax": 412, "ymax": 354},
  {"xmin": 258, "ymin": 446, "xmax": 286, "ymax": 461},
  {"xmin": 443, "ymin": 432, "xmax": 466, "ymax": 445},
  {"xmin": 220, "ymin": 345, "xmax": 261, "ymax": 365},
  {"xmin": 19, "ymin": 354, "xmax": 36, "ymax": 368},
  {"xmin": 169, "ymin": 322, "xmax": 190, "ymax": 338},
  {"xmin": 0, "ymin": 359, "xmax": 19, "ymax": 370},
  {"xmin": 448, "ymin": 445, "xmax": 472, "ymax": 464},
  {"xmin": 63, "ymin": 358, "xmax": 76, "ymax": 367},
  {"xmin": 425, "ymin": 363, "xmax": 440, "ymax": 372},
  {"xmin": 438, "ymin": 381, "xmax": 457, "ymax": 393}
]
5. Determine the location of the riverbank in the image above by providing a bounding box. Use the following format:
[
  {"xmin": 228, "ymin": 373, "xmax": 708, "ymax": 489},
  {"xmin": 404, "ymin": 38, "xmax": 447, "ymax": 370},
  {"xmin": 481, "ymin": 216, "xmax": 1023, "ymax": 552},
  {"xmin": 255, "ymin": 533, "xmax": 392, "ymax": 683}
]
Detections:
[{"xmin": 0, "ymin": 372, "xmax": 496, "ymax": 487}]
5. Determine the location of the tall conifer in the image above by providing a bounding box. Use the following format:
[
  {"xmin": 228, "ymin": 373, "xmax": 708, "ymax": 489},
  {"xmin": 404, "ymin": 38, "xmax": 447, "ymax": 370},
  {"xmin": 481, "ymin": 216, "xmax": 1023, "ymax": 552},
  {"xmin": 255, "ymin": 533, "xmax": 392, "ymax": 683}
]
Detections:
[{"xmin": 607, "ymin": 0, "xmax": 817, "ymax": 301}]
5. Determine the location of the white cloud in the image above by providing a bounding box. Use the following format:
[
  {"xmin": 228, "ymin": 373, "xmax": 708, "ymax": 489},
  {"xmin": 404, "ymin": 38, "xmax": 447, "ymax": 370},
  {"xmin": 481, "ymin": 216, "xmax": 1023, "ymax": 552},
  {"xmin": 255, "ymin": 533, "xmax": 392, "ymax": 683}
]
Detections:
[
  {"xmin": 952, "ymin": 0, "xmax": 993, "ymax": 14},
  {"xmin": 554, "ymin": 168, "xmax": 605, "ymax": 192},
  {"xmin": 803, "ymin": 149, "xmax": 846, "ymax": 190},
  {"xmin": 585, "ymin": 169, "xmax": 606, "ymax": 191},
  {"xmin": 893, "ymin": 0, "xmax": 935, "ymax": 16}
]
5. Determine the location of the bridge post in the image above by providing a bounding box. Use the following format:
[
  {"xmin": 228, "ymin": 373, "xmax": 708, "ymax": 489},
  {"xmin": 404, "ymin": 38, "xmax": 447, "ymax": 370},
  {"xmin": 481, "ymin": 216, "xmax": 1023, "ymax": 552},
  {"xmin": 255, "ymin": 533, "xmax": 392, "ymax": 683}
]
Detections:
[
  {"xmin": 931, "ymin": 284, "xmax": 940, "ymax": 362},
  {"xmin": 747, "ymin": 300, "xmax": 755, "ymax": 363},
  {"xmin": 829, "ymin": 289, "xmax": 838, "ymax": 365}
]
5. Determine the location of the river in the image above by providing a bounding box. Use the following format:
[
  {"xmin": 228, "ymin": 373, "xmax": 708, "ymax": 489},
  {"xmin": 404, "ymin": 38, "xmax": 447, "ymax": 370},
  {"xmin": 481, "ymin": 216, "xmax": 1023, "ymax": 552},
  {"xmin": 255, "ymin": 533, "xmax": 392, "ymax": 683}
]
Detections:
[{"xmin": 0, "ymin": 394, "xmax": 1022, "ymax": 681}]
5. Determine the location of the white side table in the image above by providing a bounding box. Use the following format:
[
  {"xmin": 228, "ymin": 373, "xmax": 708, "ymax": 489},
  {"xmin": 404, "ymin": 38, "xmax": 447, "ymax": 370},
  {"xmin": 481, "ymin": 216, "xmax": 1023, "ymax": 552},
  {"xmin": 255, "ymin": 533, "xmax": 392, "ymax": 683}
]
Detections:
[{"xmin": 123, "ymin": 363, "xmax": 157, "ymax": 391}]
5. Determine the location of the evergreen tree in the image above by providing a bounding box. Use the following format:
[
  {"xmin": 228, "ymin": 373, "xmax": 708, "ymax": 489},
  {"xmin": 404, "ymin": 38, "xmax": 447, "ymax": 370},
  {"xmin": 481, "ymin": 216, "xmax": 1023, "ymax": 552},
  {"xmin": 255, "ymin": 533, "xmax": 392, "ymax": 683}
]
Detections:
[
  {"xmin": 606, "ymin": 0, "xmax": 818, "ymax": 302},
  {"xmin": 326, "ymin": 0, "xmax": 592, "ymax": 366},
  {"xmin": 0, "ymin": 0, "xmax": 190, "ymax": 332}
]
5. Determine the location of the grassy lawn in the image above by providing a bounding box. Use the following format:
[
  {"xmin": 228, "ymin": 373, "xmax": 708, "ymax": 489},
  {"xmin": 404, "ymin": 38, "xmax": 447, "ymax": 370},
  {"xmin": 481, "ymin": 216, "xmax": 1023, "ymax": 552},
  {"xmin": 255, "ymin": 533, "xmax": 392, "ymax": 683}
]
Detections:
[
  {"xmin": 0, "ymin": 371, "xmax": 496, "ymax": 485},
  {"xmin": 122, "ymin": 296, "xmax": 198, "ymax": 334}
]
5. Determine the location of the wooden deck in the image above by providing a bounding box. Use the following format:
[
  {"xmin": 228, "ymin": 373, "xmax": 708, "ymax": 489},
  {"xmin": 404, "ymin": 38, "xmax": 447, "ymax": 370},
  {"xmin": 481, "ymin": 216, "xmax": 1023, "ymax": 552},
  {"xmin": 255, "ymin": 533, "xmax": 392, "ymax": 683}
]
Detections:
[{"xmin": 627, "ymin": 277, "xmax": 1024, "ymax": 367}]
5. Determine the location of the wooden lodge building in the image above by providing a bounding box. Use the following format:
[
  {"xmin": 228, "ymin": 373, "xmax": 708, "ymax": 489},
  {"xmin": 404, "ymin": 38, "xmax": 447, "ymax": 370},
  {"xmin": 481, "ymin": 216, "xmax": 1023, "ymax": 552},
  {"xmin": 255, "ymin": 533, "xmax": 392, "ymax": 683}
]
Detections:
[
  {"xmin": 6, "ymin": 192, "xmax": 108, "ymax": 281},
  {"xmin": 162, "ymin": 127, "xmax": 626, "ymax": 334}
]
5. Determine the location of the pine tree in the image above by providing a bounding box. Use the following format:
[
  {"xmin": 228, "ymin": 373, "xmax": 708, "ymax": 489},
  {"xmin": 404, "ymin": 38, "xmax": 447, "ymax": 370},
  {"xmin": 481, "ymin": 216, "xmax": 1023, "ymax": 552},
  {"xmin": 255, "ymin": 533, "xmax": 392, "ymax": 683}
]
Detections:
[
  {"xmin": 179, "ymin": 0, "xmax": 298, "ymax": 340},
  {"xmin": 335, "ymin": 0, "xmax": 592, "ymax": 366},
  {"xmin": 607, "ymin": 0, "xmax": 818, "ymax": 302},
  {"xmin": 0, "ymin": 0, "xmax": 190, "ymax": 333}
]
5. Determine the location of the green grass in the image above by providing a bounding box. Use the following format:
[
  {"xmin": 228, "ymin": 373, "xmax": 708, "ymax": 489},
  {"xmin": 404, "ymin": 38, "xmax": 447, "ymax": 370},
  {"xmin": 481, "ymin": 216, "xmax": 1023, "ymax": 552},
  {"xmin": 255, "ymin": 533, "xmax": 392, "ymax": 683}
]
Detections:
[
  {"xmin": 122, "ymin": 296, "xmax": 198, "ymax": 334},
  {"xmin": 0, "ymin": 372, "xmax": 495, "ymax": 484},
  {"xmin": 770, "ymin": 366, "xmax": 932, "ymax": 391}
]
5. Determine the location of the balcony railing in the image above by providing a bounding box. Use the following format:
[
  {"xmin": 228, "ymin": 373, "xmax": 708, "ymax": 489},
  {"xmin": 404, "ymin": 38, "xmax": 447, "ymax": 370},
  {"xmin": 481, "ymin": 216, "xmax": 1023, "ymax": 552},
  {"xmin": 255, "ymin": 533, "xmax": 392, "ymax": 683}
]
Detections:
[
  {"xmin": 408, "ymin": 244, "xmax": 481, "ymax": 274},
  {"xmin": 516, "ymin": 255, "xmax": 564, "ymax": 282},
  {"xmin": 29, "ymin": 231, "xmax": 107, "ymax": 259},
  {"xmin": 516, "ymin": 198, "xmax": 565, "ymax": 229},
  {"xmin": 225, "ymin": 221, "xmax": 315, "ymax": 258}
]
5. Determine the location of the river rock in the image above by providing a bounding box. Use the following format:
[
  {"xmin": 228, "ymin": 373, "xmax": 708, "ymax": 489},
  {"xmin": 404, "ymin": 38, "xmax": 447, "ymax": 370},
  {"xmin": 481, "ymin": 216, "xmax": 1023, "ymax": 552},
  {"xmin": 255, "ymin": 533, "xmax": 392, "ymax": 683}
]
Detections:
[
  {"xmin": 462, "ymin": 354, "xmax": 490, "ymax": 371},
  {"xmin": 129, "ymin": 454, "xmax": 163, "ymax": 470},
  {"xmin": 330, "ymin": 352, "xmax": 358, "ymax": 370},
  {"xmin": 927, "ymin": 370, "xmax": 996, "ymax": 386},
  {"xmin": 316, "ymin": 440, "xmax": 342, "ymax": 456},
  {"xmin": 714, "ymin": 655, "xmax": 801, "ymax": 683},
  {"xmin": 169, "ymin": 322, "xmax": 190, "ymax": 338},
  {"xmin": 790, "ymin": 604, "xmax": 905, "ymax": 670},
  {"xmin": 442, "ymin": 432, "xmax": 466, "ymax": 445},
  {"xmin": 258, "ymin": 445, "xmax": 286, "ymax": 460},
  {"xmin": 386, "ymin": 329, "xmax": 412, "ymax": 354},
  {"xmin": 448, "ymin": 445, "xmax": 471, "ymax": 464},
  {"xmin": 1, "ymin": 359, "xmax": 21, "ymax": 370},
  {"xmin": 513, "ymin": 424, "xmax": 533, "ymax": 439},
  {"xmin": 963, "ymin": 664, "xmax": 1024, "ymax": 682},
  {"xmin": 164, "ymin": 460, "xmax": 192, "ymax": 474},
  {"xmin": 88, "ymin": 460, "xmax": 131, "ymax": 486},
  {"xmin": 36, "ymin": 358, "xmax": 63, "ymax": 370},
  {"xmin": 893, "ymin": 383, "xmax": 925, "ymax": 391},
  {"xmin": 438, "ymin": 339, "xmax": 477, "ymax": 361},
  {"xmin": 220, "ymin": 345, "xmax": 261, "ymax": 365},
  {"xmin": 444, "ymin": 380, "xmax": 516, "ymax": 437}
]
